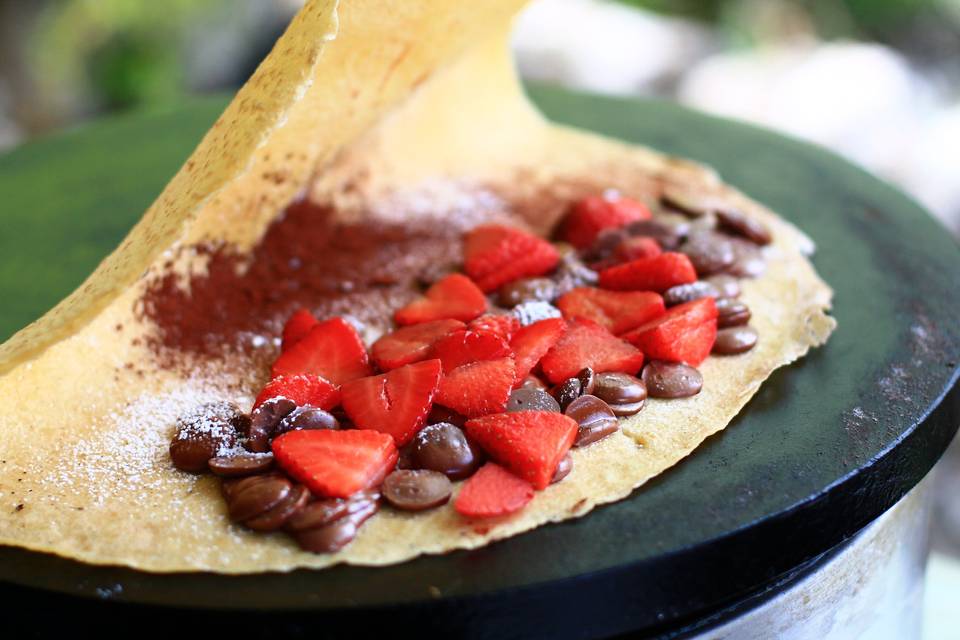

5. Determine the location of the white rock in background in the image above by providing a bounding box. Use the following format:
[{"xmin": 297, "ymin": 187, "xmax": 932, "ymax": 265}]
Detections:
[{"xmin": 512, "ymin": 0, "xmax": 711, "ymax": 95}]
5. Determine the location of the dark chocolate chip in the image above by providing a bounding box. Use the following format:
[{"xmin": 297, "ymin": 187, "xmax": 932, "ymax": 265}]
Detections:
[
  {"xmin": 716, "ymin": 209, "xmax": 772, "ymax": 245},
  {"xmin": 209, "ymin": 452, "xmax": 275, "ymax": 477},
  {"xmin": 592, "ymin": 372, "xmax": 647, "ymax": 416},
  {"xmin": 293, "ymin": 500, "xmax": 379, "ymax": 554},
  {"xmin": 625, "ymin": 219, "xmax": 688, "ymax": 250},
  {"xmin": 227, "ymin": 473, "xmax": 292, "ymax": 522},
  {"xmin": 408, "ymin": 423, "xmax": 482, "ymax": 481},
  {"xmin": 245, "ymin": 484, "xmax": 310, "ymax": 531},
  {"xmin": 169, "ymin": 402, "xmax": 242, "ymax": 472},
  {"xmin": 713, "ymin": 326, "xmax": 759, "ymax": 355},
  {"xmin": 716, "ymin": 298, "xmax": 751, "ymax": 328},
  {"xmin": 506, "ymin": 388, "xmax": 561, "ymax": 413},
  {"xmin": 552, "ymin": 453, "xmax": 573, "ymax": 484},
  {"xmin": 681, "ymin": 233, "xmax": 735, "ymax": 276},
  {"xmin": 285, "ymin": 490, "xmax": 380, "ymax": 532},
  {"xmin": 576, "ymin": 367, "xmax": 596, "ymax": 395},
  {"xmin": 553, "ymin": 377, "xmax": 582, "ymax": 411},
  {"xmin": 275, "ymin": 406, "xmax": 339, "ymax": 436},
  {"xmin": 566, "ymin": 395, "xmax": 619, "ymax": 447},
  {"xmin": 642, "ymin": 361, "xmax": 703, "ymax": 398},
  {"xmin": 427, "ymin": 404, "xmax": 467, "ymax": 428},
  {"xmin": 705, "ymin": 274, "xmax": 741, "ymax": 298},
  {"xmin": 246, "ymin": 397, "xmax": 297, "ymax": 453},
  {"xmin": 725, "ymin": 238, "xmax": 766, "ymax": 278},
  {"xmin": 382, "ymin": 470, "xmax": 452, "ymax": 511},
  {"xmin": 498, "ymin": 278, "xmax": 558, "ymax": 307},
  {"xmin": 663, "ymin": 281, "xmax": 720, "ymax": 306}
]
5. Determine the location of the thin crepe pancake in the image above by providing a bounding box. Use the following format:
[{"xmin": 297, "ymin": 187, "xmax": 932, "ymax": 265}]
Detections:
[{"xmin": 0, "ymin": 0, "xmax": 834, "ymax": 572}]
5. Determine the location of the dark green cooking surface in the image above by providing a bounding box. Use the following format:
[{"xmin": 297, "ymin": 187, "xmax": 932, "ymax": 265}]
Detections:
[{"xmin": 0, "ymin": 85, "xmax": 957, "ymax": 636}]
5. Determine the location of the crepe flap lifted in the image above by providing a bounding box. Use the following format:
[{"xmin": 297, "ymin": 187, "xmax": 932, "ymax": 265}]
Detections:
[{"xmin": 0, "ymin": 0, "xmax": 834, "ymax": 573}]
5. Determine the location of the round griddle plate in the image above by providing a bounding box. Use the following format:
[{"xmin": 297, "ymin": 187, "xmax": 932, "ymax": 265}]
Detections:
[{"xmin": 0, "ymin": 85, "xmax": 957, "ymax": 638}]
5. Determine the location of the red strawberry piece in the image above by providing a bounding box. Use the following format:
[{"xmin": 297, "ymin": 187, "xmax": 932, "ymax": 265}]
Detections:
[
  {"xmin": 436, "ymin": 357, "xmax": 516, "ymax": 418},
  {"xmin": 281, "ymin": 309, "xmax": 318, "ymax": 351},
  {"xmin": 598, "ymin": 252, "xmax": 697, "ymax": 293},
  {"xmin": 271, "ymin": 317, "xmax": 372, "ymax": 384},
  {"xmin": 395, "ymin": 274, "xmax": 487, "ymax": 326},
  {"xmin": 614, "ymin": 236, "xmax": 662, "ymax": 262},
  {"xmin": 431, "ymin": 328, "xmax": 512, "ymax": 371},
  {"xmin": 540, "ymin": 318, "xmax": 645, "ymax": 384},
  {"xmin": 622, "ymin": 298, "xmax": 718, "ymax": 366},
  {"xmin": 272, "ymin": 429, "xmax": 398, "ymax": 499},
  {"xmin": 469, "ymin": 314, "xmax": 521, "ymax": 341},
  {"xmin": 464, "ymin": 411, "xmax": 578, "ymax": 489},
  {"xmin": 454, "ymin": 462, "xmax": 535, "ymax": 518},
  {"xmin": 253, "ymin": 374, "xmax": 340, "ymax": 411},
  {"xmin": 556, "ymin": 287, "xmax": 665, "ymax": 335},
  {"xmin": 509, "ymin": 317, "xmax": 566, "ymax": 383},
  {"xmin": 558, "ymin": 194, "xmax": 652, "ymax": 249},
  {"xmin": 464, "ymin": 225, "xmax": 560, "ymax": 293},
  {"xmin": 340, "ymin": 359, "xmax": 442, "ymax": 446},
  {"xmin": 371, "ymin": 319, "xmax": 465, "ymax": 371}
]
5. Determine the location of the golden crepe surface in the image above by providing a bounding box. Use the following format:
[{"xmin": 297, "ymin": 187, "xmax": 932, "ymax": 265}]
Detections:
[{"xmin": 0, "ymin": 0, "xmax": 834, "ymax": 573}]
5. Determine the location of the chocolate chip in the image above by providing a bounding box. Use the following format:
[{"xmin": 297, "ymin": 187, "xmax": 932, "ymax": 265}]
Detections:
[
  {"xmin": 209, "ymin": 452, "xmax": 275, "ymax": 477},
  {"xmin": 285, "ymin": 490, "xmax": 380, "ymax": 532},
  {"xmin": 553, "ymin": 377, "xmax": 582, "ymax": 411},
  {"xmin": 226, "ymin": 473, "xmax": 292, "ymax": 522},
  {"xmin": 293, "ymin": 500, "xmax": 379, "ymax": 554},
  {"xmin": 576, "ymin": 367, "xmax": 596, "ymax": 395},
  {"xmin": 681, "ymin": 233, "xmax": 735, "ymax": 276},
  {"xmin": 713, "ymin": 326, "xmax": 759, "ymax": 355},
  {"xmin": 552, "ymin": 453, "xmax": 573, "ymax": 484},
  {"xmin": 169, "ymin": 402, "xmax": 243, "ymax": 472},
  {"xmin": 427, "ymin": 404, "xmax": 467, "ymax": 428},
  {"xmin": 705, "ymin": 274, "xmax": 741, "ymax": 298},
  {"xmin": 725, "ymin": 239, "xmax": 766, "ymax": 278},
  {"xmin": 245, "ymin": 484, "xmax": 310, "ymax": 531},
  {"xmin": 663, "ymin": 281, "xmax": 720, "ymax": 306},
  {"xmin": 498, "ymin": 278, "xmax": 558, "ymax": 307},
  {"xmin": 408, "ymin": 423, "xmax": 482, "ymax": 480},
  {"xmin": 512, "ymin": 301, "xmax": 563, "ymax": 326},
  {"xmin": 275, "ymin": 406, "xmax": 339, "ymax": 436},
  {"xmin": 625, "ymin": 219, "xmax": 688, "ymax": 250},
  {"xmin": 382, "ymin": 470, "xmax": 452, "ymax": 511},
  {"xmin": 716, "ymin": 209, "xmax": 772, "ymax": 245},
  {"xmin": 716, "ymin": 298, "xmax": 751, "ymax": 328},
  {"xmin": 661, "ymin": 186, "xmax": 720, "ymax": 218},
  {"xmin": 583, "ymin": 227, "xmax": 629, "ymax": 261},
  {"xmin": 566, "ymin": 395, "xmax": 619, "ymax": 447},
  {"xmin": 553, "ymin": 247, "xmax": 599, "ymax": 295},
  {"xmin": 592, "ymin": 372, "xmax": 647, "ymax": 416},
  {"xmin": 519, "ymin": 375, "xmax": 549, "ymax": 391},
  {"xmin": 506, "ymin": 388, "xmax": 561, "ymax": 413},
  {"xmin": 642, "ymin": 361, "xmax": 703, "ymax": 398},
  {"xmin": 246, "ymin": 397, "xmax": 297, "ymax": 453}
]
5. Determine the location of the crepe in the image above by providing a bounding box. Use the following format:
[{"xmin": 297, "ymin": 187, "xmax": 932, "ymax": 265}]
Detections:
[{"xmin": 0, "ymin": 0, "xmax": 834, "ymax": 573}]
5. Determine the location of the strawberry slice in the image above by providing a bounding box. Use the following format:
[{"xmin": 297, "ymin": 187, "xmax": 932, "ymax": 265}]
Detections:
[
  {"xmin": 340, "ymin": 359, "xmax": 442, "ymax": 446},
  {"xmin": 464, "ymin": 225, "xmax": 560, "ymax": 293},
  {"xmin": 454, "ymin": 462, "xmax": 535, "ymax": 518},
  {"xmin": 614, "ymin": 236, "xmax": 662, "ymax": 262},
  {"xmin": 509, "ymin": 317, "xmax": 566, "ymax": 383},
  {"xmin": 271, "ymin": 317, "xmax": 372, "ymax": 384},
  {"xmin": 622, "ymin": 298, "xmax": 718, "ymax": 366},
  {"xmin": 371, "ymin": 319, "xmax": 465, "ymax": 371},
  {"xmin": 540, "ymin": 318, "xmax": 645, "ymax": 384},
  {"xmin": 253, "ymin": 374, "xmax": 340, "ymax": 411},
  {"xmin": 598, "ymin": 252, "xmax": 697, "ymax": 293},
  {"xmin": 469, "ymin": 314, "xmax": 521, "ymax": 341},
  {"xmin": 464, "ymin": 411, "xmax": 578, "ymax": 489},
  {"xmin": 395, "ymin": 274, "xmax": 487, "ymax": 326},
  {"xmin": 556, "ymin": 287, "xmax": 665, "ymax": 335},
  {"xmin": 436, "ymin": 357, "xmax": 516, "ymax": 418},
  {"xmin": 281, "ymin": 308, "xmax": 318, "ymax": 351},
  {"xmin": 272, "ymin": 429, "xmax": 398, "ymax": 499},
  {"xmin": 431, "ymin": 328, "xmax": 512, "ymax": 371},
  {"xmin": 558, "ymin": 194, "xmax": 652, "ymax": 249}
]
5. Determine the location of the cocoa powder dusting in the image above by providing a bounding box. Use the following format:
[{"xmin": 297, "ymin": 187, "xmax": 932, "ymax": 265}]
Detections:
[{"xmin": 137, "ymin": 200, "xmax": 474, "ymax": 364}]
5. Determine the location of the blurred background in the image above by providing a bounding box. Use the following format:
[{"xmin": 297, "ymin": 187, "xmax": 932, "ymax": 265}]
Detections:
[{"xmin": 0, "ymin": 0, "xmax": 957, "ymax": 633}]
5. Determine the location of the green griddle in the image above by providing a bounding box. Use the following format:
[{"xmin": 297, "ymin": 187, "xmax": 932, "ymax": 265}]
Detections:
[{"xmin": 0, "ymin": 85, "xmax": 957, "ymax": 639}]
